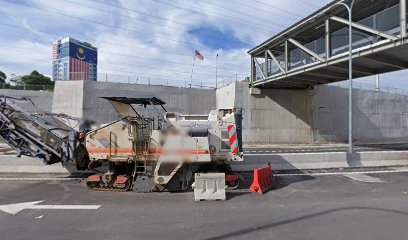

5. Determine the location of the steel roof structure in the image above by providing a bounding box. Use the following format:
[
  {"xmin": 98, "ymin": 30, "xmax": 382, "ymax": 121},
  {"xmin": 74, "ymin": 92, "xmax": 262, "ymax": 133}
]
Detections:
[
  {"xmin": 101, "ymin": 97, "xmax": 166, "ymax": 106},
  {"xmin": 249, "ymin": 0, "xmax": 408, "ymax": 89}
]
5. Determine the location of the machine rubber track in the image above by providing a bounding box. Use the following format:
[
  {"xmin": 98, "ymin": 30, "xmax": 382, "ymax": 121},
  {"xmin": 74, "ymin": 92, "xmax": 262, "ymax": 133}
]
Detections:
[
  {"xmin": 86, "ymin": 174, "xmax": 133, "ymax": 192},
  {"xmin": 87, "ymin": 186, "xmax": 131, "ymax": 192}
]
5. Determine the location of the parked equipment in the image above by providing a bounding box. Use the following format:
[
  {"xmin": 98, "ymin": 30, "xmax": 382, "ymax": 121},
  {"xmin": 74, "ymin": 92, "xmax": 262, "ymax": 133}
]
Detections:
[{"xmin": 0, "ymin": 96, "xmax": 243, "ymax": 192}]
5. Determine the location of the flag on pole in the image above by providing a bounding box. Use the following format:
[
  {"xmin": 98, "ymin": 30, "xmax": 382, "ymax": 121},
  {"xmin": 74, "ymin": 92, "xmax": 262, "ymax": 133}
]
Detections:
[{"xmin": 195, "ymin": 50, "xmax": 204, "ymax": 61}]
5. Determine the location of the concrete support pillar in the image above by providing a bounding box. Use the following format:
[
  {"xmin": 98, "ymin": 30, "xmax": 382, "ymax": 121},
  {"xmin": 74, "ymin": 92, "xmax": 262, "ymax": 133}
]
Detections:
[
  {"xmin": 325, "ymin": 18, "xmax": 331, "ymax": 59},
  {"xmin": 264, "ymin": 51, "xmax": 268, "ymax": 78},
  {"xmin": 400, "ymin": 0, "xmax": 407, "ymax": 37},
  {"xmin": 250, "ymin": 56, "xmax": 255, "ymax": 85},
  {"xmin": 309, "ymin": 88, "xmax": 318, "ymax": 143},
  {"xmin": 376, "ymin": 74, "xmax": 380, "ymax": 91},
  {"xmin": 285, "ymin": 40, "xmax": 289, "ymax": 72}
]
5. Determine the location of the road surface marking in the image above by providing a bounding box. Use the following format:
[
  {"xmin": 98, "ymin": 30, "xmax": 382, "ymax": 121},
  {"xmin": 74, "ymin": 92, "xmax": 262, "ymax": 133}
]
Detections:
[
  {"xmin": 274, "ymin": 168, "xmax": 408, "ymax": 177},
  {"xmin": 0, "ymin": 177, "xmax": 83, "ymax": 181},
  {"xmin": 341, "ymin": 173, "xmax": 385, "ymax": 183},
  {"xmin": 0, "ymin": 200, "xmax": 101, "ymax": 215},
  {"xmin": 244, "ymin": 150, "xmax": 408, "ymax": 156},
  {"xmin": 245, "ymin": 152, "xmax": 345, "ymax": 156}
]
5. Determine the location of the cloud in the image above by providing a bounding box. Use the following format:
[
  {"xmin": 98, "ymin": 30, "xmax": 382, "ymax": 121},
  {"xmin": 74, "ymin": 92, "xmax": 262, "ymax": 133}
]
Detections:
[
  {"xmin": 2, "ymin": 0, "xmax": 407, "ymax": 90},
  {"xmin": 0, "ymin": 42, "xmax": 51, "ymax": 80}
]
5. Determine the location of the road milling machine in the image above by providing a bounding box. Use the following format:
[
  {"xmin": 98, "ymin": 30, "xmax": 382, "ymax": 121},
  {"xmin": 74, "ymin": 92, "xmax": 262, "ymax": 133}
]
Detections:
[{"xmin": 0, "ymin": 95, "xmax": 243, "ymax": 192}]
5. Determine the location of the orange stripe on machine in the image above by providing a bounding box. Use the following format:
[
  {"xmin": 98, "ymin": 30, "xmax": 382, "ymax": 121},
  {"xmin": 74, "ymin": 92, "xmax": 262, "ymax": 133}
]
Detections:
[{"xmin": 87, "ymin": 148, "xmax": 209, "ymax": 155}]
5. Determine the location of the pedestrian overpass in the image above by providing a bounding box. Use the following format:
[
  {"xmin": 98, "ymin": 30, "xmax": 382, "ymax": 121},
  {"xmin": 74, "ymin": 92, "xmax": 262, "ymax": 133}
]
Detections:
[{"xmin": 249, "ymin": 0, "xmax": 408, "ymax": 89}]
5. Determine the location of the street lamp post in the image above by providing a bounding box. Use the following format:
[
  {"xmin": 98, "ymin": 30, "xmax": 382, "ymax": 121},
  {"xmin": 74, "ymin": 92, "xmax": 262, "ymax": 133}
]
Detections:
[
  {"xmin": 337, "ymin": 0, "xmax": 355, "ymax": 154},
  {"xmin": 216, "ymin": 54, "xmax": 219, "ymax": 89}
]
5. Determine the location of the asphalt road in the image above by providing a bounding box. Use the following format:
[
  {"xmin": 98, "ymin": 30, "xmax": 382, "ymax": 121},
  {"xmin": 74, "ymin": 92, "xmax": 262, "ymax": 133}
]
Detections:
[
  {"xmin": 0, "ymin": 170, "xmax": 407, "ymax": 240},
  {"xmin": 244, "ymin": 143, "xmax": 408, "ymax": 154}
]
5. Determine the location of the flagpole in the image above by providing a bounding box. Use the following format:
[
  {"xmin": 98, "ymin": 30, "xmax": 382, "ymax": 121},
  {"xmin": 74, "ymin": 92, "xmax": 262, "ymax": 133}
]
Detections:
[{"xmin": 190, "ymin": 56, "xmax": 196, "ymax": 88}]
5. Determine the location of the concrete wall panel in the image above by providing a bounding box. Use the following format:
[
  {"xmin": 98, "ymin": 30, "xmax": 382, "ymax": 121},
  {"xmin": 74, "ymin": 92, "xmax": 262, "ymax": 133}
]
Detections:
[
  {"xmin": 217, "ymin": 82, "xmax": 408, "ymax": 144},
  {"xmin": 0, "ymin": 89, "xmax": 53, "ymax": 112},
  {"xmin": 52, "ymin": 81, "xmax": 216, "ymax": 124}
]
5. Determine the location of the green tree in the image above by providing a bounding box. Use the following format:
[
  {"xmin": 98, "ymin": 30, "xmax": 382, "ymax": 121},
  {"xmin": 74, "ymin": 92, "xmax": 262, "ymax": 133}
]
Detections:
[
  {"xmin": 20, "ymin": 70, "xmax": 54, "ymax": 86},
  {"xmin": 9, "ymin": 74, "xmax": 22, "ymax": 85},
  {"xmin": 0, "ymin": 71, "xmax": 6, "ymax": 83}
]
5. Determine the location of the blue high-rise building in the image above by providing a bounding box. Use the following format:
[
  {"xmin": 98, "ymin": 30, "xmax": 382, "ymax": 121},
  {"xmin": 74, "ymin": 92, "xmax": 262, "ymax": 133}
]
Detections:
[{"xmin": 52, "ymin": 37, "xmax": 97, "ymax": 81}]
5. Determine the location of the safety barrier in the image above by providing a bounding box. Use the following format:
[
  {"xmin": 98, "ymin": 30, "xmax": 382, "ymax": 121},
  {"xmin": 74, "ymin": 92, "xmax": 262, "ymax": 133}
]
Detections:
[
  {"xmin": 250, "ymin": 164, "xmax": 275, "ymax": 194},
  {"xmin": 192, "ymin": 173, "xmax": 226, "ymax": 201}
]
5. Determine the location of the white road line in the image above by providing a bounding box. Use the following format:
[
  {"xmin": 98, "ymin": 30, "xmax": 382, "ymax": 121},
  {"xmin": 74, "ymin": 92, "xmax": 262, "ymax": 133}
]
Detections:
[
  {"xmin": 274, "ymin": 169, "xmax": 408, "ymax": 177},
  {"xmin": 245, "ymin": 149, "xmax": 408, "ymax": 156},
  {"xmin": 0, "ymin": 201, "xmax": 100, "ymax": 215},
  {"xmin": 341, "ymin": 173, "xmax": 385, "ymax": 183},
  {"xmin": 0, "ymin": 177, "xmax": 83, "ymax": 181},
  {"xmin": 245, "ymin": 152, "xmax": 345, "ymax": 156}
]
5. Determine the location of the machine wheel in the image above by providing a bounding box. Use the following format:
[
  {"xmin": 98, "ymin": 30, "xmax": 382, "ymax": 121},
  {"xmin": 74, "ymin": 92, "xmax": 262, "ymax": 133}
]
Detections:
[{"xmin": 226, "ymin": 178, "xmax": 240, "ymax": 190}]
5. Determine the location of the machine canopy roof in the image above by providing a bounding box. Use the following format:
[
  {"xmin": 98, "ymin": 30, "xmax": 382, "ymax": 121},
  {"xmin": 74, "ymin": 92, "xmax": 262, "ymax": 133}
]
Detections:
[{"xmin": 101, "ymin": 97, "xmax": 166, "ymax": 106}]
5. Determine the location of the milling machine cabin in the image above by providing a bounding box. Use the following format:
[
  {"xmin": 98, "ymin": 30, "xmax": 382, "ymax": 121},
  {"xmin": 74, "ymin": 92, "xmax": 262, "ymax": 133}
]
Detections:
[{"xmin": 85, "ymin": 97, "xmax": 243, "ymax": 192}]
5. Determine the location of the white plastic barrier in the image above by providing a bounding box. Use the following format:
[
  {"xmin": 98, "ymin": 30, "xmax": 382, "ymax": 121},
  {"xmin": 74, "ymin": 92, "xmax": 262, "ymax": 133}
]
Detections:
[{"xmin": 192, "ymin": 173, "xmax": 226, "ymax": 201}]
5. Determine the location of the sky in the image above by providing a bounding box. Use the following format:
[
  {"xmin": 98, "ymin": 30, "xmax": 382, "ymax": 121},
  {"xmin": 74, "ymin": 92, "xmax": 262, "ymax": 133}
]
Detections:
[{"xmin": 0, "ymin": 0, "xmax": 407, "ymax": 89}]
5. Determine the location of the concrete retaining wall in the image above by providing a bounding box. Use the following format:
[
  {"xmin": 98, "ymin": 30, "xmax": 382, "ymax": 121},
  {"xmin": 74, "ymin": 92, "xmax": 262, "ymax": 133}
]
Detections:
[
  {"xmin": 52, "ymin": 81, "xmax": 216, "ymax": 124},
  {"xmin": 316, "ymin": 85, "xmax": 408, "ymax": 142},
  {"xmin": 0, "ymin": 89, "xmax": 53, "ymax": 111},
  {"xmin": 6, "ymin": 80, "xmax": 408, "ymax": 144},
  {"xmin": 217, "ymin": 83, "xmax": 315, "ymax": 143},
  {"xmin": 52, "ymin": 81, "xmax": 85, "ymax": 118},
  {"xmin": 217, "ymin": 82, "xmax": 408, "ymax": 144}
]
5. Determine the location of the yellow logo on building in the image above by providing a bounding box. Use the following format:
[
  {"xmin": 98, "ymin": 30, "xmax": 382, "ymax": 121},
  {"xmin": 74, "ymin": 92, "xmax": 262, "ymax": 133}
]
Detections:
[{"xmin": 77, "ymin": 47, "xmax": 86, "ymax": 60}]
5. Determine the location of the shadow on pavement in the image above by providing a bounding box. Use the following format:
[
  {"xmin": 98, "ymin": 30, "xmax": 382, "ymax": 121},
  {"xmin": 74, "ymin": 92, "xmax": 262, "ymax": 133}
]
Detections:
[
  {"xmin": 204, "ymin": 206, "xmax": 408, "ymax": 240},
  {"xmin": 235, "ymin": 171, "xmax": 315, "ymax": 192}
]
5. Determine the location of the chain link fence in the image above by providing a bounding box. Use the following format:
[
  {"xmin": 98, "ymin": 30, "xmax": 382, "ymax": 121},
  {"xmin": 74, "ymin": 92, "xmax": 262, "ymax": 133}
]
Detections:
[
  {"xmin": 1, "ymin": 77, "xmax": 406, "ymax": 95},
  {"xmin": 0, "ymin": 83, "xmax": 54, "ymax": 91},
  {"xmin": 95, "ymin": 73, "xmax": 247, "ymax": 89}
]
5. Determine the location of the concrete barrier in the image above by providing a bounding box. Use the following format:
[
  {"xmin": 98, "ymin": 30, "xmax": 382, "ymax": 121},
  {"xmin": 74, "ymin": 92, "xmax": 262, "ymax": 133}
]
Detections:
[
  {"xmin": 193, "ymin": 173, "xmax": 226, "ymax": 201},
  {"xmin": 231, "ymin": 151, "xmax": 408, "ymax": 171}
]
